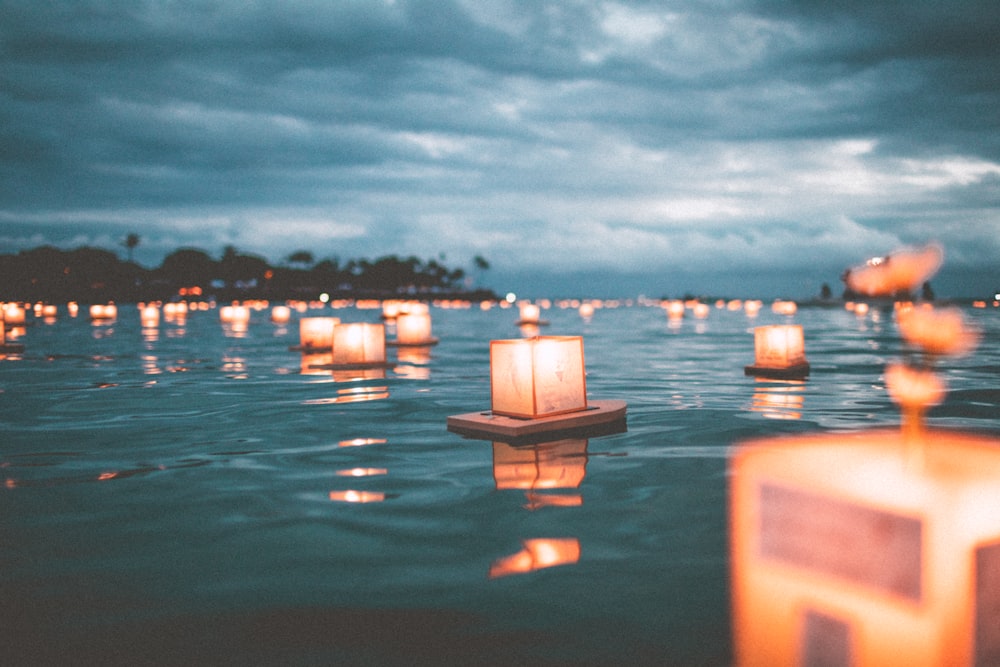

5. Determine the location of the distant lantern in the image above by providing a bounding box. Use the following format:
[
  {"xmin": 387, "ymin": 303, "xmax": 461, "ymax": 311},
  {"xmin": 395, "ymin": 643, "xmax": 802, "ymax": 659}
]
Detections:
[
  {"xmin": 67, "ymin": 301, "xmax": 79, "ymax": 317},
  {"xmin": 771, "ymin": 300, "xmax": 798, "ymax": 316},
  {"xmin": 89, "ymin": 303, "xmax": 117, "ymax": 321},
  {"xmin": 140, "ymin": 304, "xmax": 160, "ymax": 328},
  {"xmin": 271, "ymin": 305, "xmax": 291, "ymax": 324},
  {"xmin": 730, "ymin": 427, "xmax": 1000, "ymax": 667},
  {"xmin": 3, "ymin": 303, "xmax": 26, "ymax": 326},
  {"xmin": 578, "ymin": 302, "xmax": 595, "ymax": 320},
  {"xmin": 665, "ymin": 300, "xmax": 685, "ymax": 320},
  {"xmin": 297, "ymin": 317, "xmax": 339, "ymax": 351},
  {"xmin": 332, "ymin": 322, "xmax": 386, "ymax": 367},
  {"xmin": 693, "ymin": 303, "xmax": 711, "ymax": 319},
  {"xmin": 41, "ymin": 304, "xmax": 58, "ymax": 319},
  {"xmin": 393, "ymin": 311, "xmax": 438, "ymax": 346},
  {"xmin": 745, "ymin": 324, "xmax": 810, "ymax": 379},
  {"xmin": 518, "ymin": 302, "xmax": 541, "ymax": 325},
  {"xmin": 490, "ymin": 336, "xmax": 587, "ymax": 419},
  {"xmin": 219, "ymin": 304, "xmax": 249, "ymax": 325}
]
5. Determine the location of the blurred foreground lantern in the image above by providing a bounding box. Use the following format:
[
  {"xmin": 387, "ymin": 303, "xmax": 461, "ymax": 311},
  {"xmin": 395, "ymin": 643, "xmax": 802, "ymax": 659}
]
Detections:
[
  {"xmin": 448, "ymin": 335, "xmax": 626, "ymax": 439},
  {"xmin": 392, "ymin": 311, "xmax": 438, "ymax": 346},
  {"xmin": 843, "ymin": 243, "xmax": 943, "ymax": 297},
  {"xmin": 297, "ymin": 317, "xmax": 339, "ymax": 351},
  {"xmin": 331, "ymin": 322, "xmax": 387, "ymax": 367},
  {"xmin": 730, "ymin": 428, "xmax": 1000, "ymax": 667},
  {"xmin": 745, "ymin": 325, "xmax": 810, "ymax": 379}
]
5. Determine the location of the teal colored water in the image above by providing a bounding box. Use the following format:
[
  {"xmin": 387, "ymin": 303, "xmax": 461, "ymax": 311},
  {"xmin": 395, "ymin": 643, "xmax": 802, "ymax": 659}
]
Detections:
[{"xmin": 2, "ymin": 302, "xmax": 998, "ymax": 665}]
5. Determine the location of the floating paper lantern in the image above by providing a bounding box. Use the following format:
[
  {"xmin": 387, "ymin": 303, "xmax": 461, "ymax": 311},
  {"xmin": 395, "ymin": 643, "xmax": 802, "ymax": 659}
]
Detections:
[
  {"xmin": 332, "ymin": 322, "xmax": 386, "ymax": 367},
  {"xmin": 89, "ymin": 303, "xmax": 117, "ymax": 321},
  {"xmin": 298, "ymin": 317, "xmax": 339, "ymax": 351},
  {"xmin": 219, "ymin": 304, "xmax": 250, "ymax": 326},
  {"xmin": 665, "ymin": 300, "xmax": 685, "ymax": 320},
  {"xmin": 518, "ymin": 302, "xmax": 541, "ymax": 325},
  {"xmin": 270, "ymin": 305, "xmax": 291, "ymax": 324},
  {"xmin": 771, "ymin": 300, "xmax": 798, "ymax": 316},
  {"xmin": 745, "ymin": 324, "xmax": 809, "ymax": 379},
  {"xmin": 3, "ymin": 303, "xmax": 26, "ymax": 326},
  {"xmin": 844, "ymin": 242, "xmax": 943, "ymax": 297},
  {"xmin": 731, "ymin": 428, "xmax": 1000, "ymax": 667},
  {"xmin": 448, "ymin": 335, "xmax": 626, "ymax": 439},
  {"xmin": 393, "ymin": 311, "xmax": 437, "ymax": 346},
  {"xmin": 490, "ymin": 336, "xmax": 587, "ymax": 419},
  {"xmin": 140, "ymin": 304, "xmax": 160, "ymax": 328}
]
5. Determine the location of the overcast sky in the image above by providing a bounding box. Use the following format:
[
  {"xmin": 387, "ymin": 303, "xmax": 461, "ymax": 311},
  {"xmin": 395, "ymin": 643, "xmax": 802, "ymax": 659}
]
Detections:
[{"xmin": 2, "ymin": 0, "xmax": 998, "ymax": 298}]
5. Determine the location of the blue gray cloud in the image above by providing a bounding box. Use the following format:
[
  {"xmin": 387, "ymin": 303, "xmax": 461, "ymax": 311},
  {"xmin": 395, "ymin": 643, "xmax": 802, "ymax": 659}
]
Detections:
[{"xmin": 1, "ymin": 0, "xmax": 998, "ymax": 297}]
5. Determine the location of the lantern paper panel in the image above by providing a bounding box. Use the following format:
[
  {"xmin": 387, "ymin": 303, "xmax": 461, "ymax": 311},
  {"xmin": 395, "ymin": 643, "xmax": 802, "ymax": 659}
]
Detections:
[
  {"xmin": 490, "ymin": 336, "xmax": 587, "ymax": 418},
  {"xmin": 332, "ymin": 322, "xmax": 386, "ymax": 365},
  {"xmin": 731, "ymin": 429, "xmax": 1000, "ymax": 667},
  {"xmin": 299, "ymin": 317, "xmax": 339, "ymax": 350},
  {"xmin": 395, "ymin": 312, "xmax": 433, "ymax": 344}
]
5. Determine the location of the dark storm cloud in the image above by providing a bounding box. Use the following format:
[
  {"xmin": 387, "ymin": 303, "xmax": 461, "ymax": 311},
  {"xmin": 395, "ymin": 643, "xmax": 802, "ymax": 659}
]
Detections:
[{"xmin": 1, "ymin": 0, "xmax": 998, "ymax": 295}]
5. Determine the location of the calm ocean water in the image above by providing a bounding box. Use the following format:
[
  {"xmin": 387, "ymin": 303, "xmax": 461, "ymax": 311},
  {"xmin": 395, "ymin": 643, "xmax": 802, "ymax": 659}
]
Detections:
[{"xmin": 3, "ymin": 301, "xmax": 998, "ymax": 665}]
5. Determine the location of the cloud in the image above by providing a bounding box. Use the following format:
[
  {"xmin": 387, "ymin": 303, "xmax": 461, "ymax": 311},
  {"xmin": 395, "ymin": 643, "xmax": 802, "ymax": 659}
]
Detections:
[{"xmin": 0, "ymin": 0, "xmax": 998, "ymax": 296}]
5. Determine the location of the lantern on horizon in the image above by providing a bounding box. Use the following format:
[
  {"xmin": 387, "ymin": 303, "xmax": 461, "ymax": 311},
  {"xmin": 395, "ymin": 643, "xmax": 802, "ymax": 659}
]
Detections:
[
  {"xmin": 271, "ymin": 305, "xmax": 291, "ymax": 324},
  {"xmin": 490, "ymin": 336, "xmax": 587, "ymax": 419},
  {"xmin": 140, "ymin": 304, "xmax": 160, "ymax": 328},
  {"xmin": 298, "ymin": 317, "xmax": 339, "ymax": 351},
  {"xmin": 744, "ymin": 324, "xmax": 810, "ymax": 379},
  {"xmin": 3, "ymin": 303, "xmax": 26, "ymax": 326},
  {"xmin": 332, "ymin": 322, "xmax": 386, "ymax": 367},
  {"xmin": 517, "ymin": 302, "xmax": 541, "ymax": 325}
]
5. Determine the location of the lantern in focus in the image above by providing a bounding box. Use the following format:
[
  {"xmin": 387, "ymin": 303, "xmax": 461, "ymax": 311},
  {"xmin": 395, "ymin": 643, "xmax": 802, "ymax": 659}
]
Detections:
[
  {"xmin": 331, "ymin": 322, "xmax": 387, "ymax": 367},
  {"xmin": 491, "ymin": 336, "xmax": 586, "ymax": 418},
  {"xmin": 730, "ymin": 428, "xmax": 1000, "ymax": 667},
  {"xmin": 297, "ymin": 317, "xmax": 339, "ymax": 351},
  {"xmin": 448, "ymin": 335, "xmax": 626, "ymax": 439},
  {"xmin": 745, "ymin": 325, "xmax": 810, "ymax": 379}
]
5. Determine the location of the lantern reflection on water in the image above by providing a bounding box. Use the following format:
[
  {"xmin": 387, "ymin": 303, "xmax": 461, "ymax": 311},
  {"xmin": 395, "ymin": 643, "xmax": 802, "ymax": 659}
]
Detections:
[
  {"xmin": 493, "ymin": 438, "xmax": 587, "ymax": 509},
  {"xmin": 749, "ymin": 379, "xmax": 805, "ymax": 420},
  {"xmin": 745, "ymin": 324, "xmax": 810, "ymax": 379},
  {"xmin": 489, "ymin": 538, "xmax": 581, "ymax": 579},
  {"xmin": 730, "ymin": 428, "xmax": 1000, "ymax": 667}
]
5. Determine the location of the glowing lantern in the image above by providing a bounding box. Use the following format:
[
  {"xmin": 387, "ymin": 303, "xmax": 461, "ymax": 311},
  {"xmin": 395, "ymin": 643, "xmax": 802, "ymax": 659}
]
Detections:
[
  {"xmin": 89, "ymin": 303, "xmax": 117, "ymax": 321},
  {"xmin": 270, "ymin": 305, "xmax": 291, "ymax": 324},
  {"xmin": 578, "ymin": 302, "xmax": 595, "ymax": 320},
  {"xmin": 693, "ymin": 303, "xmax": 711, "ymax": 319},
  {"xmin": 219, "ymin": 304, "xmax": 250, "ymax": 326},
  {"xmin": 731, "ymin": 428, "xmax": 1000, "ymax": 667},
  {"xmin": 771, "ymin": 300, "xmax": 798, "ymax": 316},
  {"xmin": 844, "ymin": 243, "xmax": 943, "ymax": 297},
  {"xmin": 745, "ymin": 325, "xmax": 809, "ymax": 379},
  {"xmin": 332, "ymin": 322, "xmax": 386, "ymax": 367},
  {"xmin": 490, "ymin": 336, "xmax": 586, "ymax": 419},
  {"xmin": 518, "ymin": 302, "xmax": 541, "ymax": 324},
  {"xmin": 298, "ymin": 317, "xmax": 339, "ymax": 351},
  {"xmin": 140, "ymin": 304, "xmax": 160, "ymax": 328},
  {"xmin": 664, "ymin": 300, "xmax": 685, "ymax": 320},
  {"xmin": 3, "ymin": 303, "xmax": 26, "ymax": 325},
  {"xmin": 393, "ymin": 311, "xmax": 437, "ymax": 346}
]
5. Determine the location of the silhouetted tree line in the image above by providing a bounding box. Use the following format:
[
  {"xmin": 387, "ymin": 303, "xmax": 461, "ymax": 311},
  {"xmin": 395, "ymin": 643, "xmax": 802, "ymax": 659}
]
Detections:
[{"xmin": 0, "ymin": 244, "xmax": 497, "ymax": 303}]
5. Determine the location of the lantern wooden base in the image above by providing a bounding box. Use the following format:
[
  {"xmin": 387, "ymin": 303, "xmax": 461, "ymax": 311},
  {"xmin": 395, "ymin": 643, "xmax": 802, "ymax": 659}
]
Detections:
[
  {"xmin": 387, "ymin": 338, "xmax": 439, "ymax": 347},
  {"xmin": 0, "ymin": 343, "xmax": 25, "ymax": 353},
  {"xmin": 447, "ymin": 399, "xmax": 627, "ymax": 441},
  {"xmin": 515, "ymin": 319, "xmax": 550, "ymax": 326},
  {"xmin": 744, "ymin": 361, "xmax": 810, "ymax": 379},
  {"xmin": 308, "ymin": 361, "xmax": 395, "ymax": 371}
]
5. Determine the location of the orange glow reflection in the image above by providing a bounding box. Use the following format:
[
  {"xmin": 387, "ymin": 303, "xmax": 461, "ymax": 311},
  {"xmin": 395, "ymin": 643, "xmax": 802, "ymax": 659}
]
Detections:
[
  {"xmin": 489, "ymin": 538, "xmax": 581, "ymax": 578},
  {"xmin": 896, "ymin": 305, "xmax": 979, "ymax": 356},
  {"xmin": 336, "ymin": 467, "xmax": 388, "ymax": 477},
  {"xmin": 329, "ymin": 490, "xmax": 386, "ymax": 503},
  {"xmin": 750, "ymin": 380, "xmax": 805, "ymax": 420},
  {"xmin": 337, "ymin": 438, "xmax": 388, "ymax": 448}
]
